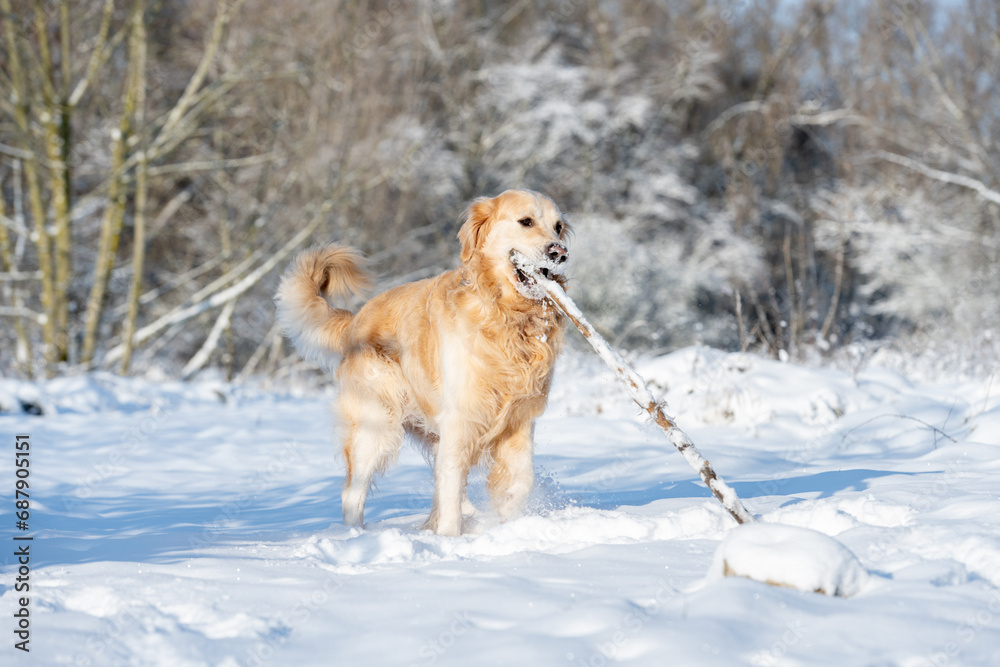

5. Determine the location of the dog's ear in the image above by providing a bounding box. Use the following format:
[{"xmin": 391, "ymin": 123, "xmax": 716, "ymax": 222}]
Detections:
[{"xmin": 458, "ymin": 196, "xmax": 495, "ymax": 263}]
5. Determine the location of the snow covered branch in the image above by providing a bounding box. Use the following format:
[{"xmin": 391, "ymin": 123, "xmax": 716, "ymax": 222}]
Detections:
[
  {"xmin": 863, "ymin": 150, "xmax": 1000, "ymax": 206},
  {"xmin": 511, "ymin": 252, "xmax": 756, "ymax": 525},
  {"xmin": 103, "ymin": 199, "xmax": 333, "ymax": 367},
  {"xmin": 0, "ymin": 306, "xmax": 46, "ymax": 324},
  {"xmin": 181, "ymin": 299, "xmax": 236, "ymax": 379}
]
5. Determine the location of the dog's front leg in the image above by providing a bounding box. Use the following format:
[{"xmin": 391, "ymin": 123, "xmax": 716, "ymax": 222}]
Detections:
[
  {"xmin": 424, "ymin": 329, "xmax": 477, "ymax": 536},
  {"xmin": 488, "ymin": 420, "xmax": 535, "ymax": 522},
  {"xmin": 425, "ymin": 416, "xmax": 471, "ymax": 536}
]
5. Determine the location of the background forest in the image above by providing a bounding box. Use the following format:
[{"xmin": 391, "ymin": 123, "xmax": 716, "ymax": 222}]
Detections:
[{"xmin": 1, "ymin": 0, "xmax": 997, "ymax": 380}]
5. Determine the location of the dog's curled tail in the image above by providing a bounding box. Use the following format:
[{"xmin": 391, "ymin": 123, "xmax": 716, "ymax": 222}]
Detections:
[{"xmin": 275, "ymin": 244, "xmax": 373, "ymax": 365}]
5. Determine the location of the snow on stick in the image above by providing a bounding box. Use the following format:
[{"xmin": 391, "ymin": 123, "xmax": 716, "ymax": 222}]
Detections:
[{"xmin": 511, "ymin": 251, "xmax": 755, "ymax": 525}]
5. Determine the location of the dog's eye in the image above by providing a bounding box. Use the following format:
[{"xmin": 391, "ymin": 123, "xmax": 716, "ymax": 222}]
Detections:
[
  {"xmin": 518, "ymin": 217, "xmax": 534, "ymax": 227},
  {"xmin": 555, "ymin": 221, "xmax": 563, "ymax": 236}
]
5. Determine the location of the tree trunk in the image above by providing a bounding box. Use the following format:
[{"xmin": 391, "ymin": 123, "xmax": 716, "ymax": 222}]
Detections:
[
  {"xmin": 0, "ymin": 0, "xmax": 58, "ymax": 373},
  {"xmin": 79, "ymin": 0, "xmax": 147, "ymax": 367},
  {"xmin": 34, "ymin": 1, "xmax": 72, "ymax": 363},
  {"xmin": 120, "ymin": 0, "xmax": 148, "ymax": 375},
  {"xmin": 0, "ymin": 196, "xmax": 34, "ymax": 376}
]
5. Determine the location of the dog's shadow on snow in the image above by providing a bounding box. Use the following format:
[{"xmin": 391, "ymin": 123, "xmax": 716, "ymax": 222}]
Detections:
[
  {"xmin": 27, "ymin": 467, "xmax": 909, "ymax": 569},
  {"xmin": 25, "ymin": 478, "xmax": 345, "ymax": 569}
]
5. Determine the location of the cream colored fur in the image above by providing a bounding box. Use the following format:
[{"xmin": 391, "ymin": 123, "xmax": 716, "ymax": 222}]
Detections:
[{"xmin": 275, "ymin": 190, "xmax": 571, "ymax": 535}]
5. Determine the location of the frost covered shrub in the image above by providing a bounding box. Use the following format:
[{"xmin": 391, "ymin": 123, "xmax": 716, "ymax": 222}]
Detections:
[
  {"xmin": 570, "ymin": 212, "xmax": 766, "ymax": 351},
  {"xmin": 569, "ymin": 215, "xmax": 689, "ymax": 349},
  {"xmin": 811, "ymin": 183, "xmax": 999, "ymax": 343},
  {"xmin": 6, "ymin": 0, "xmax": 997, "ymax": 378}
]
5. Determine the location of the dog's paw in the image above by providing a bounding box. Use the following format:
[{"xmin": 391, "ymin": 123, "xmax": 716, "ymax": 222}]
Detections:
[
  {"xmin": 423, "ymin": 511, "xmax": 462, "ymax": 537},
  {"xmin": 461, "ymin": 494, "xmax": 478, "ymax": 517}
]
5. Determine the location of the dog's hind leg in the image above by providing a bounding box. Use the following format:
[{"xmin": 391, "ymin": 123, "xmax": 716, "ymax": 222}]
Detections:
[{"xmin": 337, "ymin": 359, "xmax": 406, "ymax": 528}]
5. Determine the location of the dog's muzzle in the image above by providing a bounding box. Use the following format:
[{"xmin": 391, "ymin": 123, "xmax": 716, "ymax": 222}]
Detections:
[
  {"xmin": 545, "ymin": 243, "xmax": 568, "ymax": 268},
  {"xmin": 510, "ymin": 249, "xmax": 567, "ymax": 300}
]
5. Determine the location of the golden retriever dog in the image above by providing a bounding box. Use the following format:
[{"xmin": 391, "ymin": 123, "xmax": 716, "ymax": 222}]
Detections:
[{"xmin": 275, "ymin": 189, "xmax": 570, "ymax": 535}]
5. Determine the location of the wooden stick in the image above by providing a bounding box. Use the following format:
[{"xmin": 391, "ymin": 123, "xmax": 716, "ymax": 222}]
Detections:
[{"xmin": 511, "ymin": 252, "xmax": 755, "ymax": 525}]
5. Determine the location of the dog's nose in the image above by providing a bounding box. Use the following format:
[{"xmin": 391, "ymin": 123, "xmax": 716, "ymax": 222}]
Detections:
[{"xmin": 546, "ymin": 242, "xmax": 568, "ymax": 264}]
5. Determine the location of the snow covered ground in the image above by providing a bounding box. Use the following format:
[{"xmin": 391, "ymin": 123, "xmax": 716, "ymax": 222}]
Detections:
[{"xmin": 2, "ymin": 346, "xmax": 999, "ymax": 666}]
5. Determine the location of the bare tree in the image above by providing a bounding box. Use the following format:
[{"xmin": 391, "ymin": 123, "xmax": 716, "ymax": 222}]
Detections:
[{"xmin": 1, "ymin": 0, "xmax": 995, "ymax": 379}]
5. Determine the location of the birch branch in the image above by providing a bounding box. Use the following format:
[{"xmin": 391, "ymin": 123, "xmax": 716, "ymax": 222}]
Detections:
[
  {"xmin": 863, "ymin": 150, "xmax": 1000, "ymax": 206},
  {"xmin": 32, "ymin": 2, "xmax": 58, "ymax": 104},
  {"xmin": 708, "ymin": 103, "xmax": 865, "ymax": 140},
  {"xmin": 511, "ymin": 252, "xmax": 755, "ymax": 525},
  {"xmin": 146, "ymin": 151, "xmax": 279, "ymax": 176},
  {"xmin": 187, "ymin": 245, "xmax": 266, "ymax": 305},
  {"xmin": 147, "ymin": 186, "xmax": 194, "ymax": 240},
  {"xmin": 704, "ymin": 100, "xmax": 764, "ymax": 138},
  {"xmin": 0, "ymin": 270, "xmax": 44, "ymax": 281},
  {"xmin": 0, "ymin": 213, "xmax": 30, "ymax": 236},
  {"xmin": 0, "ymin": 307, "xmax": 47, "ymax": 324},
  {"xmin": 903, "ymin": 18, "xmax": 990, "ymax": 174},
  {"xmin": 68, "ymin": 70, "xmax": 292, "ymax": 220},
  {"xmin": 235, "ymin": 320, "xmax": 282, "ymax": 383},
  {"xmin": 110, "ymin": 254, "xmax": 225, "ymax": 317},
  {"xmin": 150, "ymin": 0, "xmax": 245, "ymax": 153},
  {"xmin": 0, "ymin": 142, "xmax": 35, "ymax": 160},
  {"xmin": 181, "ymin": 298, "xmax": 236, "ymax": 379},
  {"xmin": 787, "ymin": 109, "xmax": 866, "ymax": 128},
  {"xmin": 67, "ymin": 0, "xmax": 116, "ymax": 107},
  {"xmin": 103, "ymin": 199, "xmax": 333, "ymax": 366}
]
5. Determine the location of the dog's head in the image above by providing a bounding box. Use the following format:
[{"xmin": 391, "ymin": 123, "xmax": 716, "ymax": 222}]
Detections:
[{"xmin": 458, "ymin": 189, "xmax": 570, "ymax": 299}]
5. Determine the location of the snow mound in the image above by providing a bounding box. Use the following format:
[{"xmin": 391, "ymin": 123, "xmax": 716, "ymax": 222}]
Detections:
[{"xmin": 707, "ymin": 523, "xmax": 871, "ymax": 597}]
